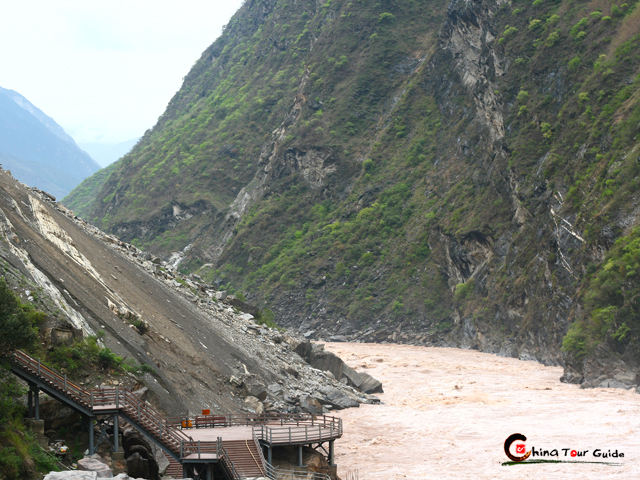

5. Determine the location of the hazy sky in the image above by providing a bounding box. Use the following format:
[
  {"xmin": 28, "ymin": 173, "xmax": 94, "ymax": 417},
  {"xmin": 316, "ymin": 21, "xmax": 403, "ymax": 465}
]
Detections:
[{"xmin": 0, "ymin": 0, "xmax": 244, "ymax": 144}]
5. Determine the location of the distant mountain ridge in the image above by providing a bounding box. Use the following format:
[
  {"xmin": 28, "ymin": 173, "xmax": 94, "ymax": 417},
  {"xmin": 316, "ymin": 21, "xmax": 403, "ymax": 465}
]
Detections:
[{"xmin": 0, "ymin": 87, "xmax": 100, "ymax": 199}]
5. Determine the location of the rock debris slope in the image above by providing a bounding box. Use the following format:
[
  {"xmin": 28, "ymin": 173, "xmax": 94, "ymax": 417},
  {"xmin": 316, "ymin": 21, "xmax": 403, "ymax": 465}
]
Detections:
[{"xmin": 0, "ymin": 169, "xmax": 378, "ymax": 415}]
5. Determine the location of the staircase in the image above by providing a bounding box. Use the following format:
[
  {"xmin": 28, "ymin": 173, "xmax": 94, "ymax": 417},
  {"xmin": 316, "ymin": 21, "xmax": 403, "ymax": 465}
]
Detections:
[
  {"xmin": 165, "ymin": 454, "xmax": 183, "ymax": 478},
  {"xmin": 222, "ymin": 439, "xmax": 265, "ymax": 478}
]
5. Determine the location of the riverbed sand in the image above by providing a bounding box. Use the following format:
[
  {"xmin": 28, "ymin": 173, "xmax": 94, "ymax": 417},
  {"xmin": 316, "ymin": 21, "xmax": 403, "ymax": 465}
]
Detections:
[{"xmin": 324, "ymin": 342, "xmax": 640, "ymax": 479}]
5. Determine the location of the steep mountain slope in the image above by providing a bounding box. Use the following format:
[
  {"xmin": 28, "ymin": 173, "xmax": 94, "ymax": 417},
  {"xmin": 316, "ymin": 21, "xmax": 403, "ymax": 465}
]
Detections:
[
  {"xmin": 0, "ymin": 88, "xmax": 100, "ymax": 198},
  {"xmin": 0, "ymin": 168, "xmax": 374, "ymax": 416},
  {"xmin": 66, "ymin": 0, "xmax": 640, "ymax": 388}
]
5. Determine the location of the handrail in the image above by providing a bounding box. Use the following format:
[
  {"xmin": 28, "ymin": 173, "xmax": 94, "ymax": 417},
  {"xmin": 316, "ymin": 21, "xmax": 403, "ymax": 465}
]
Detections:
[
  {"xmin": 265, "ymin": 463, "xmax": 331, "ymax": 480},
  {"xmin": 6, "ymin": 350, "xmax": 191, "ymax": 454},
  {"xmin": 253, "ymin": 428, "xmax": 268, "ymax": 474},
  {"xmin": 217, "ymin": 438, "xmax": 241, "ymax": 480},
  {"xmin": 7, "ymin": 350, "xmax": 340, "ymax": 480},
  {"xmin": 169, "ymin": 413, "xmax": 343, "ymax": 445}
]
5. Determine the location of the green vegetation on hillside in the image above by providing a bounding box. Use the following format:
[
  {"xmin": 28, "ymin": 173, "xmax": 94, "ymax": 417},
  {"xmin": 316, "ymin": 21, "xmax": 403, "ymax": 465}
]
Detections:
[
  {"xmin": 65, "ymin": 0, "xmax": 640, "ymax": 367},
  {"xmin": 0, "ymin": 279, "xmax": 58, "ymax": 479}
]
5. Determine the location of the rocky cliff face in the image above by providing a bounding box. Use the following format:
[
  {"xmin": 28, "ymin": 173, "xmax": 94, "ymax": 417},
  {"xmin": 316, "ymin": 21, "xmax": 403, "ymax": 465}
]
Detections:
[
  {"xmin": 66, "ymin": 0, "xmax": 640, "ymax": 390},
  {"xmin": 0, "ymin": 169, "xmax": 379, "ymax": 416}
]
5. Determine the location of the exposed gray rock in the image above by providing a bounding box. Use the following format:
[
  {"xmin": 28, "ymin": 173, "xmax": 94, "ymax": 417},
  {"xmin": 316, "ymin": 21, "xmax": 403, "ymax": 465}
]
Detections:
[
  {"xmin": 358, "ymin": 372, "xmax": 384, "ymax": 394},
  {"xmin": 268, "ymin": 383, "xmax": 284, "ymax": 396},
  {"xmin": 45, "ymin": 473, "xmax": 98, "ymax": 480},
  {"xmin": 299, "ymin": 395, "xmax": 323, "ymax": 415},
  {"xmin": 309, "ymin": 350, "xmax": 344, "ymax": 380},
  {"xmin": 579, "ymin": 344, "xmax": 639, "ymax": 389},
  {"xmin": 244, "ymin": 395, "xmax": 265, "ymax": 414},
  {"xmin": 149, "ymin": 444, "xmax": 169, "ymax": 477},
  {"xmin": 341, "ymin": 364, "xmax": 363, "ymax": 390},
  {"xmin": 329, "ymin": 335, "xmax": 348, "ymax": 342},
  {"xmin": 246, "ymin": 382, "xmax": 268, "ymax": 401},
  {"xmin": 131, "ymin": 387, "xmax": 148, "ymax": 402},
  {"xmin": 318, "ymin": 386, "xmax": 359, "ymax": 409},
  {"xmin": 215, "ymin": 291, "xmax": 227, "ymax": 300},
  {"xmin": 77, "ymin": 457, "xmax": 113, "ymax": 478}
]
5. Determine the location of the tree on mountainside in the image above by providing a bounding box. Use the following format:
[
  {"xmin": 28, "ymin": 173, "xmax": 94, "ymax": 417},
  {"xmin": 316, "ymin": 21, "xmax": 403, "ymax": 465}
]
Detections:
[{"xmin": 0, "ymin": 278, "xmax": 41, "ymax": 356}]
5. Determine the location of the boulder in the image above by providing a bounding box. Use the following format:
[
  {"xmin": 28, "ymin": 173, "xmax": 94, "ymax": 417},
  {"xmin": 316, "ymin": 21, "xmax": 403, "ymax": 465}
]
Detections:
[
  {"xmin": 290, "ymin": 339, "xmax": 312, "ymax": 361},
  {"xmin": 129, "ymin": 445, "xmax": 151, "ymax": 459},
  {"xmin": 244, "ymin": 396, "xmax": 265, "ymax": 414},
  {"xmin": 224, "ymin": 296, "xmax": 260, "ymax": 316},
  {"xmin": 126, "ymin": 452, "xmax": 158, "ymax": 480},
  {"xmin": 341, "ymin": 365, "xmax": 363, "ymax": 390},
  {"xmin": 318, "ymin": 387, "xmax": 359, "ymax": 410},
  {"xmin": 358, "ymin": 372, "xmax": 384, "ymax": 394},
  {"xmin": 299, "ymin": 395, "xmax": 323, "ymax": 415},
  {"xmin": 267, "ymin": 383, "xmax": 283, "ymax": 396},
  {"xmin": 215, "ymin": 291, "xmax": 227, "ymax": 300},
  {"xmin": 329, "ymin": 335, "xmax": 348, "ymax": 342},
  {"xmin": 45, "ymin": 473, "xmax": 98, "ymax": 480},
  {"xmin": 122, "ymin": 429, "xmax": 159, "ymax": 480},
  {"xmin": 77, "ymin": 458, "xmax": 113, "ymax": 478},
  {"xmin": 309, "ymin": 351, "xmax": 344, "ymax": 380},
  {"xmin": 246, "ymin": 382, "xmax": 268, "ymax": 401},
  {"xmin": 131, "ymin": 387, "xmax": 148, "ymax": 402},
  {"xmin": 149, "ymin": 444, "xmax": 170, "ymax": 477}
]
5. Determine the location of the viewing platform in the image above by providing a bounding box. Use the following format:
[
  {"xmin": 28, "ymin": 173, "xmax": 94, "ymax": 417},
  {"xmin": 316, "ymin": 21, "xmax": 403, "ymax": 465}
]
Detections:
[{"xmin": 6, "ymin": 349, "xmax": 342, "ymax": 480}]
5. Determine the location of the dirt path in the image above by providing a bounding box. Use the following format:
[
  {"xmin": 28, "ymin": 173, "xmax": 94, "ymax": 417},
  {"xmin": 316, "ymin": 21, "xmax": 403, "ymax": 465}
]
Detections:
[{"xmin": 324, "ymin": 343, "xmax": 640, "ymax": 479}]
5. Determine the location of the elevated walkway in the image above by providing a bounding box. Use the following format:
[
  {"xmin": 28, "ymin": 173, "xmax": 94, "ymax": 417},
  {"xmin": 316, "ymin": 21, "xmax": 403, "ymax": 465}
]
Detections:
[{"xmin": 6, "ymin": 350, "xmax": 342, "ymax": 480}]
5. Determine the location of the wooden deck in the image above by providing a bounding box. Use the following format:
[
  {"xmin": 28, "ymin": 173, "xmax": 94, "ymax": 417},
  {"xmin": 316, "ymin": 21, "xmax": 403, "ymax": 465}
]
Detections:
[
  {"xmin": 188, "ymin": 426, "xmax": 255, "ymax": 442},
  {"xmin": 7, "ymin": 349, "xmax": 343, "ymax": 480}
]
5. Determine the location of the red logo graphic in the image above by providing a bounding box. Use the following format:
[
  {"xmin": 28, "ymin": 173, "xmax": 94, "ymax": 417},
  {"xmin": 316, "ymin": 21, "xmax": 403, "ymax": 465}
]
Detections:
[{"xmin": 504, "ymin": 433, "xmax": 531, "ymax": 462}]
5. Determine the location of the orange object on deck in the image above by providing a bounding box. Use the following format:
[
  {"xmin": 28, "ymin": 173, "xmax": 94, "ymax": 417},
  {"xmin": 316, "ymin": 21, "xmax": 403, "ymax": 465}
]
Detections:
[{"xmin": 182, "ymin": 419, "xmax": 193, "ymax": 428}]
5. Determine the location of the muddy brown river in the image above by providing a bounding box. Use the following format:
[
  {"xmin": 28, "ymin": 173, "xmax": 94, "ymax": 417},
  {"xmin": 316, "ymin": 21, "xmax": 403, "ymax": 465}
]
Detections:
[{"xmin": 324, "ymin": 343, "xmax": 640, "ymax": 479}]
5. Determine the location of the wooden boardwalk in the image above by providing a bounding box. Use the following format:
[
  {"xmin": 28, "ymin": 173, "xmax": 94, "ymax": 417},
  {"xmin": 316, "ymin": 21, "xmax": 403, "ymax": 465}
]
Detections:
[{"xmin": 7, "ymin": 350, "xmax": 342, "ymax": 480}]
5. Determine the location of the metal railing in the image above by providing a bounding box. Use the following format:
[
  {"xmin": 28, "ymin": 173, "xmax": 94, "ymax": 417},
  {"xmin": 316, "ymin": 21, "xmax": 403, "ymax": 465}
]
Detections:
[
  {"xmin": 179, "ymin": 437, "xmax": 240, "ymax": 480},
  {"xmin": 170, "ymin": 413, "xmax": 343, "ymax": 446},
  {"xmin": 91, "ymin": 387, "xmax": 191, "ymax": 452},
  {"xmin": 9, "ymin": 350, "xmax": 92, "ymax": 406},
  {"xmin": 7, "ymin": 350, "xmax": 191, "ymax": 454},
  {"xmin": 265, "ymin": 463, "xmax": 332, "ymax": 480}
]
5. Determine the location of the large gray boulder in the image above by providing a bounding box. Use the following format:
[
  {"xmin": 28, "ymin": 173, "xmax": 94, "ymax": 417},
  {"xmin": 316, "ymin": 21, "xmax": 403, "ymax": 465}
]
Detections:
[
  {"xmin": 45, "ymin": 473, "xmax": 98, "ymax": 480},
  {"xmin": 77, "ymin": 458, "xmax": 113, "ymax": 478},
  {"xmin": 126, "ymin": 452, "xmax": 155, "ymax": 480},
  {"xmin": 359, "ymin": 372, "xmax": 384, "ymax": 394},
  {"xmin": 309, "ymin": 351, "xmax": 344, "ymax": 380},
  {"xmin": 299, "ymin": 395, "xmax": 323, "ymax": 415},
  {"xmin": 246, "ymin": 382, "xmax": 268, "ymax": 401},
  {"xmin": 318, "ymin": 387, "xmax": 359, "ymax": 410},
  {"xmin": 341, "ymin": 364, "xmax": 363, "ymax": 390}
]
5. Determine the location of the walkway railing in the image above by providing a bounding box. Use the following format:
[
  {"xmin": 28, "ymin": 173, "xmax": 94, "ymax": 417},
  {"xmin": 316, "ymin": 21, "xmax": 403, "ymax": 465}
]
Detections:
[
  {"xmin": 7, "ymin": 350, "xmax": 341, "ymax": 480},
  {"xmin": 92, "ymin": 387, "xmax": 191, "ymax": 453},
  {"xmin": 9, "ymin": 350, "xmax": 92, "ymax": 406},
  {"xmin": 170, "ymin": 413, "xmax": 343, "ymax": 445},
  {"xmin": 179, "ymin": 438, "xmax": 240, "ymax": 480},
  {"xmin": 265, "ymin": 463, "xmax": 331, "ymax": 480},
  {"xmin": 6, "ymin": 350, "xmax": 190, "ymax": 455}
]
